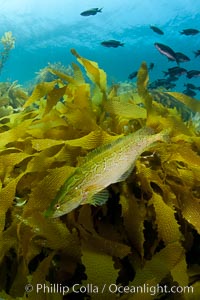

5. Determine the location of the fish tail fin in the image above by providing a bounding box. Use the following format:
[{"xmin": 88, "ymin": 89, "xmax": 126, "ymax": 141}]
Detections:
[
  {"xmin": 99, "ymin": 8, "xmax": 103, "ymax": 12},
  {"xmin": 120, "ymin": 43, "xmax": 125, "ymax": 47},
  {"xmin": 163, "ymin": 71, "xmax": 168, "ymax": 76}
]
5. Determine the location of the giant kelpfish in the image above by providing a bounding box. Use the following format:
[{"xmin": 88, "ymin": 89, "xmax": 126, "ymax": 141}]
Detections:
[{"xmin": 45, "ymin": 127, "xmax": 169, "ymax": 218}]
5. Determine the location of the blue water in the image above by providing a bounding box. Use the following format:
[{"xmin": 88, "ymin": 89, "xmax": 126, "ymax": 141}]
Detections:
[{"xmin": 0, "ymin": 0, "xmax": 200, "ymax": 97}]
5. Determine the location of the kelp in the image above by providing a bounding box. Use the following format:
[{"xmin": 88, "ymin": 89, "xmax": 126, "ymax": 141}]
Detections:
[{"xmin": 0, "ymin": 50, "xmax": 200, "ymax": 299}]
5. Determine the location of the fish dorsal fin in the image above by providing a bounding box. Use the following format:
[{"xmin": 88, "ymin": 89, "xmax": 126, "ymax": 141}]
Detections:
[
  {"xmin": 80, "ymin": 135, "xmax": 124, "ymax": 165},
  {"xmin": 84, "ymin": 189, "xmax": 109, "ymax": 206}
]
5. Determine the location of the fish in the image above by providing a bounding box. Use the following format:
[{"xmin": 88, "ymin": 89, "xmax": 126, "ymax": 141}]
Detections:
[
  {"xmin": 80, "ymin": 8, "xmax": 103, "ymax": 16},
  {"xmin": 150, "ymin": 25, "xmax": 164, "ymax": 35},
  {"xmin": 174, "ymin": 52, "xmax": 190, "ymax": 63},
  {"xmin": 148, "ymin": 62, "xmax": 154, "ymax": 71},
  {"xmin": 167, "ymin": 76, "xmax": 179, "ymax": 82},
  {"xmin": 101, "ymin": 40, "xmax": 124, "ymax": 48},
  {"xmin": 148, "ymin": 79, "xmax": 176, "ymax": 90},
  {"xmin": 44, "ymin": 127, "xmax": 168, "ymax": 218},
  {"xmin": 128, "ymin": 71, "xmax": 138, "ymax": 79},
  {"xmin": 187, "ymin": 70, "xmax": 200, "ymax": 79},
  {"xmin": 180, "ymin": 29, "xmax": 200, "ymax": 35},
  {"xmin": 183, "ymin": 89, "xmax": 197, "ymax": 97},
  {"xmin": 194, "ymin": 50, "xmax": 200, "ymax": 57},
  {"xmin": 163, "ymin": 66, "xmax": 187, "ymax": 77},
  {"xmin": 154, "ymin": 43, "xmax": 178, "ymax": 64},
  {"xmin": 184, "ymin": 83, "xmax": 200, "ymax": 90}
]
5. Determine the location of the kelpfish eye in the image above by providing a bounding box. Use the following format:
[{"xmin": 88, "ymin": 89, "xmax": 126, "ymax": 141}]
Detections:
[{"xmin": 55, "ymin": 203, "xmax": 60, "ymax": 210}]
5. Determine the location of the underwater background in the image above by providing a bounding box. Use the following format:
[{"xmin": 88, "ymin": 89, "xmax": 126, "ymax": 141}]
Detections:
[
  {"xmin": 0, "ymin": 0, "xmax": 200, "ymax": 97},
  {"xmin": 0, "ymin": 1, "xmax": 200, "ymax": 300}
]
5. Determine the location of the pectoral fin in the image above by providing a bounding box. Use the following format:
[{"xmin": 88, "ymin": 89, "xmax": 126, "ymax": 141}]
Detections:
[{"xmin": 83, "ymin": 189, "xmax": 109, "ymax": 206}]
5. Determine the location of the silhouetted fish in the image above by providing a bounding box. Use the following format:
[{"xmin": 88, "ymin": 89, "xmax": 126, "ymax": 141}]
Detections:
[
  {"xmin": 154, "ymin": 43, "xmax": 178, "ymax": 64},
  {"xmin": 187, "ymin": 70, "xmax": 200, "ymax": 79},
  {"xmin": 194, "ymin": 50, "xmax": 200, "ymax": 57},
  {"xmin": 184, "ymin": 83, "xmax": 200, "ymax": 90},
  {"xmin": 167, "ymin": 76, "xmax": 179, "ymax": 82},
  {"xmin": 148, "ymin": 79, "xmax": 176, "ymax": 90},
  {"xmin": 175, "ymin": 52, "xmax": 190, "ymax": 63},
  {"xmin": 101, "ymin": 40, "xmax": 124, "ymax": 48},
  {"xmin": 163, "ymin": 66, "xmax": 187, "ymax": 77},
  {"xmin": 128, "ymin": 71, "xmax": 138, "ymax": 80},
  {"xmin": 183, "ymin": 89, "xmax": 196, "ymax": 97},
  {"xmin": 150, "ymin": 25, "xmax": 164, "ymax": 35},
  {"xmin": 148, "ymin": 62, "xmax": 154, "ymax": 71},
  {"xmin": 180, "ymin": 29, "xmax": 200, "ymax": 35},
  {"xmin": 80, "ymin": 8, "xmax": 102, "ymax": 16}
]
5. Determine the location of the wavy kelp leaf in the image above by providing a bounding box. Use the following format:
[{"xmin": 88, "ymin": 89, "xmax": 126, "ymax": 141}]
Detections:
[
  {"xmin": 104, "ymin": 98, "xmax": 147, "ymax": 119},
  {"xmin": 23, "ymin": 166, "xmax": 74, "ymax": 212},
  {"xmin": 120, "ymin": 185, "xmax": 145, "ymax": 258},
  {"xmin": 23, "ymin": 81, "xmax": 57, "ymax": 109},
  {"xmin": 26, "ymin": 253, "xmax": 63, "ymax": 300},
  {"xmin": 31, "ymin": 129, "xmax": 119, "ymax": 152},
  {"xmin": 31, "ymin": 138, "xmax": 64, "ymax": 151},
  {"xmin": 137, "ymin": 62, "xmax": 153, "ymax": 117},
  {"xmin": 78, "ymin": 206, "xmax": 131, "ymax": 258},
  {"xmin": 120, "ymin": 279, "xmax": 158, "ymax": 300},
  {"xmin": 166, "ymin": 92, "xmax": 200, "ymax": 113},
  {"xmin": 147, "ymin": 113, "xmax": 191, "ymax": 136},
  {"xmin": 26, "ymin": 110, "xmax": 67, "ymax": 138},
  {"xmin": 0, "ymin": 152, "xmax": 31, "ymax": 182},
  {"xmin": 48, "ymin": 63, "xmax": 85, "ymax": 86},
  {"xmin": 9, "ymin": 259, "xmax": 29, "ymax": 297},
  {"xmin": 91, "ymin": 85, "xmax": 105, "ymax": 108},
  {"xmin": 80, "ymin": 226, "xmax": 131, "ymax": 259},
  {"xmin": 71, "ymin": 48, "xmax": 107, "ymax": 95},
  {"xmin": 0, "ymin": 119, "xmax": 32, "ymax": 148},
  {"xmin": 0, "ymin": 177, "xmax": 21, "ymax": 232},
  {"xmin": 44, "ymin": 85, "xmax": 66, "ymax": 115},
  {"xmin": 167, "ymin": 144, "xmax": 200, "ymax": 169},
  {"xmin": 63, "ymin": 104, "xmax": 97, "ymax": 132},
  {"xmin": 0, "ymin": 291, "xmax": 17, "ymax": 300},
  {"xmin": 149, "ymin": 193, "xmax": 183, "ymax": 245},
  {"xmin": 16, "ymin": 221, "xmax": 38, "ymax": 265},
  {"xmin": 185, "ymin": 281, "xmax": 200, "ymax": 299},
  {"xmin": 81, "ymin": 243, "xmax": 119, "ymax": 300},
  {"xmin": 72, "ymin": 62, "xmax": 85, "ymax": 84},
  {"xmin": 131, "ymin": 242, "xmax": 186, "ymax": 288},
  {"xmin": 63, "ymin": 129, "xmax": 123, "ymax": 150},
  {"xmin": 21, "ymin": 211, "xmax": 81, "ymax": 261},
  {"xmin": 25, "ymin": 145, "xmax": 66, "ymax": 173},
  {"xmin": 48, "ymin": 68, "xmax": 77, "ymax": 85},
  {"xmin": 180, "ymin": 194, "xmax": 200, "ymax": 234},
  {"xmin": 178, "ymin": 168, "xmax": 196, "ymax": 185},
  {"xmin": 0, "ymin": 221, "xmax": 17, "ymax": 263},
  {"xmin": 64, "ymin": 82, "xmax": 93, "ymax": 113},
  {"xmin": 171, "ymin": 253, "xmax": 188, "ymax": 287}
]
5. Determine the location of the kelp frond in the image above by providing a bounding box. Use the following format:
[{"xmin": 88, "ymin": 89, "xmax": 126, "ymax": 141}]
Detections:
[{"xmin": 0, "ymin": 52, "xmax": 199, "ymax": 299}]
